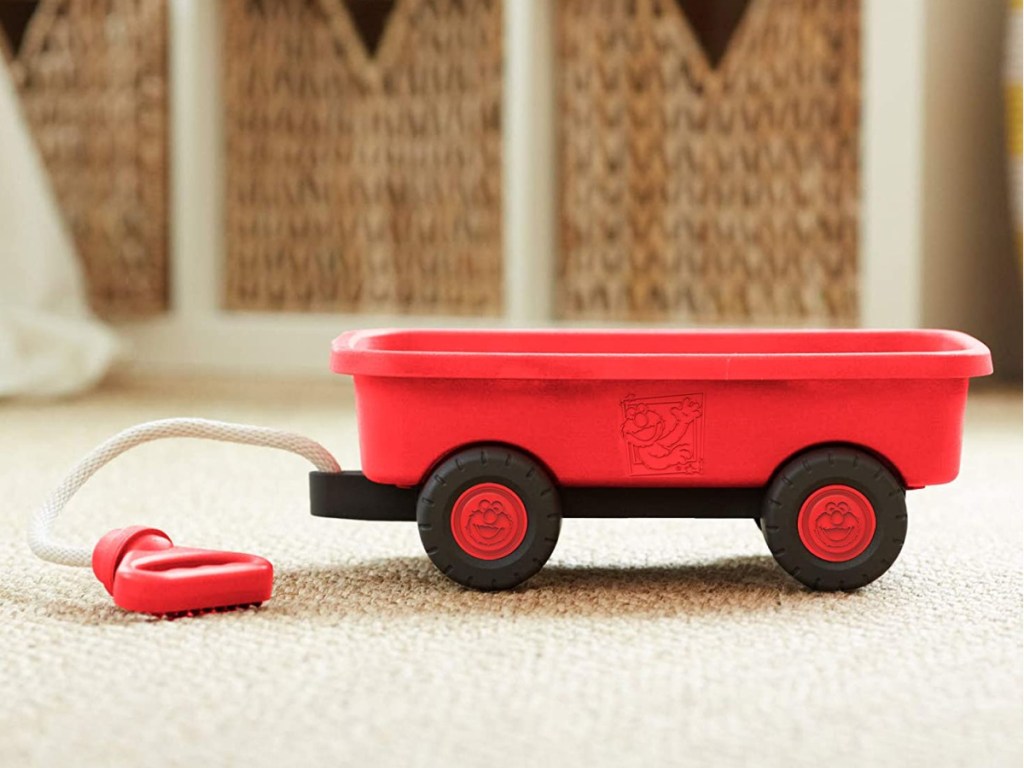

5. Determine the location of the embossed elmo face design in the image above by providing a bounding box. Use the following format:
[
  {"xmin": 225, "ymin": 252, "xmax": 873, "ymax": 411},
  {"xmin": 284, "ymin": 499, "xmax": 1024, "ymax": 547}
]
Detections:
[
  {"xmin": 467, "ymin": 499, "xmax": 511, "ymax": 543},
  {"xmin": 797, "ymin": 484, "xmax": 875, "ymax": 563},
  {"xmin": 815, "ymin": 501, "xmax": 858, "ymax": 544},
  {"xmin": 451, "ymin": 483, "xmax": 529, "ymax": 560},
  {"xmin": 622, "ymin": 404, "xmax": 665, "ymax": 446}
]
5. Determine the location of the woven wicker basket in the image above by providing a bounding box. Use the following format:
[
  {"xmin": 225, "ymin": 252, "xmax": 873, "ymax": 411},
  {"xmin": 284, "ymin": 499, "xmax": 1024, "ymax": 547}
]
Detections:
[
  {"xmin": 1, "ymin": 0, "xmax": 169, "ymax": 318},
  {"xmin": 556, "ymin": 0, "xmax": 861, "ymax": 324},
  {"xmin": 222, "ymin": 0, "xmax": 503, "ymax": 315}
]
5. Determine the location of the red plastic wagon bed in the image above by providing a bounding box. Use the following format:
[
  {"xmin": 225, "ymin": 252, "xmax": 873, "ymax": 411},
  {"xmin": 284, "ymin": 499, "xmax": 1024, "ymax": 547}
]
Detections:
[{"xmin": 311, "ymin": 328, "xmax": 992, "ymax": 591}]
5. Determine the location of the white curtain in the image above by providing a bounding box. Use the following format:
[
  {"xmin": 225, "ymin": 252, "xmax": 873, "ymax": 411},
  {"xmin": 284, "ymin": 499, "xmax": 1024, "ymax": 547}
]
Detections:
[{"xmin": 0, "ymin": 62, "xmax": 117, "ymax": 398}]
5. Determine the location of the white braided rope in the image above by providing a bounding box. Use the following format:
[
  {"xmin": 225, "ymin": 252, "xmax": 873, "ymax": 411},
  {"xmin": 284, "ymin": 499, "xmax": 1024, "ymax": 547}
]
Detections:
[{"xmin": 29, "ymin": 418, "xmax": 341, "ymax": 567}]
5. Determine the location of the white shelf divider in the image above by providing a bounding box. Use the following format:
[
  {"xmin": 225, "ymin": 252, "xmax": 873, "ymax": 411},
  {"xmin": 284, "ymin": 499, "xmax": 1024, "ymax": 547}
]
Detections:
[
  {"xmin": 859, "ymin": 0, "xmax": 927, "ymax": 328},
  {"xmin": 503, "ymin": 0, "xmax": 557, "ymax": 326}
]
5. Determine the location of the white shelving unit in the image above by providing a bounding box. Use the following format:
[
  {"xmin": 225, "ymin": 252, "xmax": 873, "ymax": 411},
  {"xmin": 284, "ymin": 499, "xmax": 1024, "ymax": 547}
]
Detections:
[{"xmin": 120, "ymin": 0, "xmax": 932, "ymax": 375}]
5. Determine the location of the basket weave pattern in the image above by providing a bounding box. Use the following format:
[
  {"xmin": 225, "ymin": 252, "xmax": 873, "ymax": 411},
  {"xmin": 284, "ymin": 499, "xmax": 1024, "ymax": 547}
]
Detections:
[
  {"xmin": 2, "ymin": 0, "xmax": 169, "ymax": 317},
  {"xmin": 557, "ymin": 0, "xmax": 861, "ymax": 323},
  {"xmin": 222, "ymin": 0, "xmax": 503, "ymax": 315}
]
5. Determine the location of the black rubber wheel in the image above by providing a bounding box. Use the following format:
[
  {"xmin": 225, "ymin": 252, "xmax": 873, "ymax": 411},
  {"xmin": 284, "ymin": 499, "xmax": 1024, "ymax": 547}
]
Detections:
[
  {"xmin": 417, "ymin": 445, "xmax": 561, "ymax": 591},
  {"xmin": 761, "ymin": 446, "xmax": 907, "ymax": 591}
]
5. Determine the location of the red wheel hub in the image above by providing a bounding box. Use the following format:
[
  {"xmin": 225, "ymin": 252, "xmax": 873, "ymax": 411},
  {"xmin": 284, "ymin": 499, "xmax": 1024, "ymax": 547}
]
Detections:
[
  {"xmin": 450, "ymin": 483, "xmax": 528, "ymax": 560},
  {"xmin": 797, "ymin": 484, "xmax": 876, "ymax": 562}
]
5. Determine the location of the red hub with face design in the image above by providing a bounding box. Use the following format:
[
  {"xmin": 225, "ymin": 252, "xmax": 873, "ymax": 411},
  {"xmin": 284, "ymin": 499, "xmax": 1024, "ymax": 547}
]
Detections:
[
  {"xmin": 450, "ymin": 483, "xmax": 529, "ymax": 561},
  {"xmin": 797, "ymin": 484, "xmax": 876, "ymax": 562}
]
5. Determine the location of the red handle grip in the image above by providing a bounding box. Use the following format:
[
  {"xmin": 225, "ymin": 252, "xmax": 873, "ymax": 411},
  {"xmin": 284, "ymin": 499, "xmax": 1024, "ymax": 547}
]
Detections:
[{"xmin": 92, "ymin": 527, "xmax": 273, "ymax": 617}]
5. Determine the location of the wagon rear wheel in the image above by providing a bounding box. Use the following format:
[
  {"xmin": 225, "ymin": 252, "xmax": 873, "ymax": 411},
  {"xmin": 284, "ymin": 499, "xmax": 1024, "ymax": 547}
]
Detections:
[
  {"xmin": 761, "ymin": 447, "xmax": 907, "ymax": 591},
  {"xmin": 417, "ymin": 446, "xmax": 561, "ymax": 591}
]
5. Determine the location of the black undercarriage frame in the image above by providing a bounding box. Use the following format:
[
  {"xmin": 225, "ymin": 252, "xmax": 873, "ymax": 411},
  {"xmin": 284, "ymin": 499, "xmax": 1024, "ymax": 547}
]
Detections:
[{"xmin": 309, "ymin": 471, "xmax": 765, "ymax": 522}]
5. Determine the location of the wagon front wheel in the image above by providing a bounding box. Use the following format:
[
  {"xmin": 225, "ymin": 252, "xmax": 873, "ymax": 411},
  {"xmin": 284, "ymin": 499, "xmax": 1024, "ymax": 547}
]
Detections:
[
  {"xmin": 417, "ymin": 446, "xmax": 561, "ymax": 591},
  {"xmin": 761, "ymin": 447, "xmax": 907, "ymax": 591}
]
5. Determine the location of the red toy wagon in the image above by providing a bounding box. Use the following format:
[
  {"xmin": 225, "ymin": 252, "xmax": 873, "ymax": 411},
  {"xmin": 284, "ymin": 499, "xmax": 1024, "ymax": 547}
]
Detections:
[{"xmin": 311, "ymin": 329, "xmax": 992, "ymax": 591}]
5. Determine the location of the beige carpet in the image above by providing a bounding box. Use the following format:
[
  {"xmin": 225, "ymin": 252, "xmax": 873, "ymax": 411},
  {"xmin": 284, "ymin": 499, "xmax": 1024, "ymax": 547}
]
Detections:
[{"xmin": 1, "ymin": 377, "xmax": 1021, "ymax": 767}]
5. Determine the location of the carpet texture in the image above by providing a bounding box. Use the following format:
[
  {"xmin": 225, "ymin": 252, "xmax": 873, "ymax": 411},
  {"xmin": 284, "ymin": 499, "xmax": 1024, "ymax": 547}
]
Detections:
[{"xmin": 1, "ymin": 377, "xmax": 1021, "ymax": 767}]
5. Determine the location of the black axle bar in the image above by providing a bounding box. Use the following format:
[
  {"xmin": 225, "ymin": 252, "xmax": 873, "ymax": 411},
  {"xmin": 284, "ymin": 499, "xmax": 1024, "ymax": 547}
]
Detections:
[{"xmin": 309, "ymin": 471, "xmax": 764, "ymax": 522}]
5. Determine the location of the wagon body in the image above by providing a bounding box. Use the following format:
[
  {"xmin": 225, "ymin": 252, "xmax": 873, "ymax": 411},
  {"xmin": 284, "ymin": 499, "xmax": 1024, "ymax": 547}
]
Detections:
[{"xmin": 331, "ymin": 329, "xmax": 991, "ymax": 491}]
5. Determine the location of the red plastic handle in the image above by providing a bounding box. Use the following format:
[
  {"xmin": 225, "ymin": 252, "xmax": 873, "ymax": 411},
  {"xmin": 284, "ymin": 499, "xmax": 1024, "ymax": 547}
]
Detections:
[{"xmin": 92, "ymin": 527, "xmax": 273, "ymax": 616}]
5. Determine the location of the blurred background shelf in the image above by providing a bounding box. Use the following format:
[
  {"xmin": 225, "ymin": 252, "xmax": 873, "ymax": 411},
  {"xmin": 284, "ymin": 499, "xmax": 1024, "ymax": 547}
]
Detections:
[{"xmin": 1, "ymin": 0, "xmax": 1019, "ymax": 378}]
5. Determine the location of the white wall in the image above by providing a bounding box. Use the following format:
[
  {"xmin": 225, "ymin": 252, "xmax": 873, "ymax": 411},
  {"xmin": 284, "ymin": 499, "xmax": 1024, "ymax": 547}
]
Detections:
[{"xmin": 920, "ymin": 0, "xmax": 1022, "ymax": 379}]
